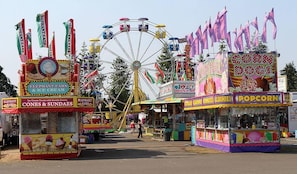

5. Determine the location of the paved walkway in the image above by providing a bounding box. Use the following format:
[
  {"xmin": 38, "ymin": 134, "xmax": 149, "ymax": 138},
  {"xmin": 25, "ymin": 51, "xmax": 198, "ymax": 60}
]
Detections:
[{"xmin": 1, "ymin": 132, "xmax": 297, "ymax": 162}]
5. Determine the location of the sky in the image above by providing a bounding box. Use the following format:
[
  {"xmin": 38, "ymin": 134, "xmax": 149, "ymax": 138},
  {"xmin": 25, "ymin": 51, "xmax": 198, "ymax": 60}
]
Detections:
[{"xmin": 0, "ymin": 0, "xmax": 296, "ymax": 90}]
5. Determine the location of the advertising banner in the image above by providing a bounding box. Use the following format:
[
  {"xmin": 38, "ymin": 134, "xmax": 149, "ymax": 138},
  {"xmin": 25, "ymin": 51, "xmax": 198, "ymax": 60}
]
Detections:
[
  {"xmin": 22, "ymin": 58, "xmax": 76, "ymax": 96},
  {"xmin": 228, "ymin": 52, "xmax": 277, "ymax": 92},
  {"xmin": 195, "ymin": 53, "xmax": 229, "ymax": 97}
]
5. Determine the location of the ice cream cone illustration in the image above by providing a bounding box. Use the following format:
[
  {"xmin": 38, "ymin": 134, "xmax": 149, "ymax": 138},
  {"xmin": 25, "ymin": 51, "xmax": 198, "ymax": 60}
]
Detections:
[
  {"xmin": 24, "ymin": 136, "xmax": 33, "ymax": 151},
  {"xmin": 45, "ymin": 135, "xmax": 53, "ymax": 151}
]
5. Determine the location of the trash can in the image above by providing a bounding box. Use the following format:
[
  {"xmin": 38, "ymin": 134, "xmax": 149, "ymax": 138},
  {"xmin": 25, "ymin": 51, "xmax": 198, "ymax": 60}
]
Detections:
[{"xmin": 164, "ymin": 128, "xmax": 172, "ymax": 141}]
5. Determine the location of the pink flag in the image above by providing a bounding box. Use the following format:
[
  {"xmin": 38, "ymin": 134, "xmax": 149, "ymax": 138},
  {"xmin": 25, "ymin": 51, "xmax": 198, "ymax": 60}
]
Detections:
[
  {"xmin": 208, "ymin": 18, "xmax": 216, "ymax": 47},
  {"xmin": 186, "ymin": 32, "xmax": 194, "ymax": 45},
  {"xmin": 233, "ymin": 28, "xmax": 239, "ymax": 52},
  {"xmin": 237, "ymin": 25, "xmax": 244, "ymax": 52},
  {"xmin": 243, "ymin": 21, "xmax": 251, "ymax": 49},
  {"xmin": 195, "ymin": 26, "xmax": 202, "ymax": 54},
  {"xmin": 251, "ymin": 17, "xmax": 259, "ymax": 47},
  {"xmin": 202, "ymin": 22, "xmax": 209, "ymax": 50},
  {"xmin": 226, "ymin": 31, "xmax": 232, "ymax": 52},
  {"xmin": 261, "ymin": 15, "xmax": 268, "ymax": 43},
  {"xmin": 186, "ymin": 32, "xmax": 195, "ymax": 57},
  {"xmin": 213, "ymin": 12, "xmax": 221, "ymax": 41},
  {"xmin": 251, "ymin": 17, "xmax": 258, "ymax": 31},
  {"xmin": 219, "ymin": 7, "xmax": 227, "ymax": 39},
  {"xmin": 193, "ymin": 37, "xmax": 200, "ymax": 55},
  {"xmin": 191, "ymin": 37, "xmax": 197, "ymax": 57},
  {"xmin": 267, "ymin": 8, "xmax": 277, "ymax": 39}
]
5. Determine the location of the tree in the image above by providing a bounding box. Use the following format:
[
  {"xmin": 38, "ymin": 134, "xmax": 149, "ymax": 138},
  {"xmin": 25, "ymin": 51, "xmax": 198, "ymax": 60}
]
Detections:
[
  {"xmin": 156, "ymin": 43, "xmax": 173, "ymax": 83},
  {"xmin": 0, "ymin": 66, "xmax": 17, "ymax": 96},
  {"xmin": 280, "ymin": 62, "xmax": 297, "ymax": 91},
  {"xmin": 77, "ymin": 42, "xmax": 105, "ymax": 98},
  {"xmin": 109, "ymin": 57, "xmax": 131, "ymax": 111}
]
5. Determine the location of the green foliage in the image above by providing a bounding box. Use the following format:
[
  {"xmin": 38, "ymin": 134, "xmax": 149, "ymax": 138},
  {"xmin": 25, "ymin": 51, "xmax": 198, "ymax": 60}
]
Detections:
[
  {"xmin": 109, "ymin": 57, "xmax": 131, "ymax": 111},
  {"xmin": 0, "ymin": 66, "xmax": 17, "ymax": 97},
  {"xmin": 280, "ymin": 62, "xmax": 297, "ymax": 91},
  {"xmin": 156, "ymin": 43, "xmax": 173, "ymax": 83},
  {"xmin": 77, "ymin": 42, "xmax": 105, "ymax": 97}
]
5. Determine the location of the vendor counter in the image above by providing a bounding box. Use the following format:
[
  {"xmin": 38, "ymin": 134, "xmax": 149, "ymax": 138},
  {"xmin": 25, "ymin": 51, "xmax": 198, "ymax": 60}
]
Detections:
[{"xmin": 195, "ymin": 127, "xmax": 280, "ymax": 152}]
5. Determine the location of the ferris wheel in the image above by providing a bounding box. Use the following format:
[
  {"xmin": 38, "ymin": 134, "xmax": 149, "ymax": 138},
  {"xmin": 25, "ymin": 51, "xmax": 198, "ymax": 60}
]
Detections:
[{"xmin": 84, "ymin": 18, "xmax": 184, "ymax": 116}]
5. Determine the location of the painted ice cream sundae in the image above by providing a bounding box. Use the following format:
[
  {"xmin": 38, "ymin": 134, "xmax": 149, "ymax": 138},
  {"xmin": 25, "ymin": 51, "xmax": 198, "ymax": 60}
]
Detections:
[{"xmin": 55, "ymin": 137, "xmax": 66, "ymax": 149}]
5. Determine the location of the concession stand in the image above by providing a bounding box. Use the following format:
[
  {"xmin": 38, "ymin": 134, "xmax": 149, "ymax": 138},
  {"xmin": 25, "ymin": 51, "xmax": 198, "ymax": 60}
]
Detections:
[
  {"xmin": 1, "ymin": 57, "xmax": 95, "ymax": 160},
  {"xmin": 133, "ymin": 80, "xmax": 195, "ymax": 141},
  {"xmin": 184, "ymin": 52, "xmax": 292, "ymax": 152}
]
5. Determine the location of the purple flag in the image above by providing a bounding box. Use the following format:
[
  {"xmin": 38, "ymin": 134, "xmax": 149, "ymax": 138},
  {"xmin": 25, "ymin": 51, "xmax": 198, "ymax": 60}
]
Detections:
[
  {"xmin": 219, "ymin": 7, "xmax": 227, "ymax": 39},
  {"xmin": 251, "ymin": 17, "xmax": 258, "ymax": 31},
  {"xmin": 186, "ymin": 32, "xmax": 195, "ymax": 57},
  {"xmin": 243, "ymin": 21, "xmax": 251, "ymax": 49},
  {"xmin": 251, "ymin": 17, "xmax": 259, "ymax": 47},
  {"xmin": 261, "ymin": 15, "xmax": 268, "ymax": 43},
  {"xmin": 267, "ymin": 8, "xmax": 277, "ymax": 39},
  {"xmin": 214, "ymin": 12, "xmax": 221, "ymax": 41},
  {"xmin": 226, "ymin": 31, "xmax": 232, "ymax": 51},
  {"xmin": 208, "ymin": 18, "xmax": 216, "ymax": 47},
  {"xmin": 202, "ymin": 22, "xmax": 209, "ymax": 50},
  {"xmin": 196, "ymin": 26, "xmax": 203, "ymax": 53},
  {"xmin": 193, "ymin": 37, "xmax": 200, "ymax": 56},
  {"xmin": 186, "ymin": 32, "xmax": 194, "ymax": 45},
  {"xmin": 233, "ymin": 28, "xmax": 239, "ymax": 52},
  {"xmin": 237, "ymin": 25, "xmax": 244, "ymax": 52}
]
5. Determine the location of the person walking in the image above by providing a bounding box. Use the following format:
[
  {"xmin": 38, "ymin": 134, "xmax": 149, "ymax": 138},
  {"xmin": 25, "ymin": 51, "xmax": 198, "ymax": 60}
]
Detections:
[
  {"xmin": 137, "ymin": 121, "xmax": 143, "ymax": 138},
  {"xmin": 130, "ymin": 120, "xmax": 135, "ymax": 133}
]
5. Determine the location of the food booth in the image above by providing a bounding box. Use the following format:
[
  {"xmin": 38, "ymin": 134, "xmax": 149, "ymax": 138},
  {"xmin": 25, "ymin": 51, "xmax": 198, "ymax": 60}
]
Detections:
[
  {"xmin": 184, "ymin": 52, "xmax": 292, "ymax": 152},
  {"xmin": 1, "ymin": 57, "xmax": 95, "ymax": 159},
  {"xmin": 134, "ymin": 80, "xmax": 195, "ymax": 141}
]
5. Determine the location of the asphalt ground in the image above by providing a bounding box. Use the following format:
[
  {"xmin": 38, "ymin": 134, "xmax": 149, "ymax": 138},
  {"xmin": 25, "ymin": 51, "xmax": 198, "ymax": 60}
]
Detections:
[{"xmin": 1, "ymin": 132, "xmax": 297, "ymax": 174}]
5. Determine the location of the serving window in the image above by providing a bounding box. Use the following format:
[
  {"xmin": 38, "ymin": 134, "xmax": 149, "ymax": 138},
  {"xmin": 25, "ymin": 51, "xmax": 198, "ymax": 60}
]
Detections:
[{"xmin": 21, "ymin": 112, "xmax": 76, "ymax": 134}]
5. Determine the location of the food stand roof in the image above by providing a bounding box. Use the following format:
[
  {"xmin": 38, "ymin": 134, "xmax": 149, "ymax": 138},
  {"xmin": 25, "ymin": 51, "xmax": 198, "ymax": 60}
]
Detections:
[{"xmin": 1, "ymin": 96, "xmax": 95, "ymax": 114}]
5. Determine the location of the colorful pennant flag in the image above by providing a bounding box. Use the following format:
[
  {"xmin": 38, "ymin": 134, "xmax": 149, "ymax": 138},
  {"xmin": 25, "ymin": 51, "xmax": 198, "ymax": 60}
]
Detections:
[
  {"xmin": 251, "ymin": 17, "xmax": 259, "ymax": 47},
  {"xmin": 64, "ymin": 19, "xmax": 76, "ymax": 58},
  {"xmin": 219, "ymin": 7, "xmax": 227, "ymax": 39},
  {"xmin": 36, "ymin": 10, "xmax": 49, "ymax": 48},
  {"xmin": 26, "ymin": 29, "xmax": 32, "ymax": 60},
  {"xmin": 48, "ymin": 32, "xmax": 56, "ymax": 59},
  {"xmin": 15, "ymin": 19, "xmax": 27, "ymax": 62},
  {"xmin": 243, "ymin": 21, "xmax": 251, "ymax": 49},
  {"xmin": 144, "ymin": 71, "xmax": 155, "ymax": 84},
  {"xmin": 85, "ymin": 70, "xmax": 98, "ymax": 79},
  {"xmin": 154, "ymin": 63, "xmax": 165, "ymax": 79},
  {"xmin": 267, "ymin": 8, "xmax": 277, "ymax": 40}
]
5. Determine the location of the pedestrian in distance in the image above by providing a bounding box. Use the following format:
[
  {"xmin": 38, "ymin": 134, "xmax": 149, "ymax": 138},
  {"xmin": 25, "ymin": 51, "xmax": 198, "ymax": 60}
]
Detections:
[
  {"xmin": 130, "ymin": 120, "xmax": 135, "ymax": 133},
  {"xmin": 137, "ymin": 121, "xmax": 143, "ymax": 138}
]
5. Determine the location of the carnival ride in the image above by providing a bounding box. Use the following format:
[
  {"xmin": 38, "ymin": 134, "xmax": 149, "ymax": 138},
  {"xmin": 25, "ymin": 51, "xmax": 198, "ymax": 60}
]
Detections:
[{"xmin": 81, "ymin": 18, "xmax": 186, "ymax": 131}]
